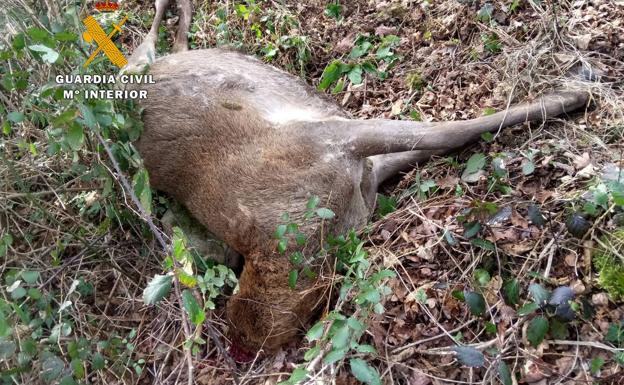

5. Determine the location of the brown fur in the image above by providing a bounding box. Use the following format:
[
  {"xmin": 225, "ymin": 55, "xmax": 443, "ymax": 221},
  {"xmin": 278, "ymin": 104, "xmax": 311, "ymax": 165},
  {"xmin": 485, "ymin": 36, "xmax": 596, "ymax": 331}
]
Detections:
[{"xmin": 134, "ymin": 47, "xmax": 588, "ymax": 352}]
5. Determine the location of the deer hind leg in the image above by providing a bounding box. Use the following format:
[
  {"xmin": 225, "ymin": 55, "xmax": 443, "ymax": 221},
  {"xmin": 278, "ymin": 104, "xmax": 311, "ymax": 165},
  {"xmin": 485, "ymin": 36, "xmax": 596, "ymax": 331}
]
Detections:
[
  {"xmin": 122, "ymin": 0, "xmax": 170, "ymax": 73},
  {"xmin": 325, "ymin": 91, "xmax": 588, "ymax": 158},
  {"xmin": 172, "ymin": 0, "xmax": 192, "ymax": 52}
]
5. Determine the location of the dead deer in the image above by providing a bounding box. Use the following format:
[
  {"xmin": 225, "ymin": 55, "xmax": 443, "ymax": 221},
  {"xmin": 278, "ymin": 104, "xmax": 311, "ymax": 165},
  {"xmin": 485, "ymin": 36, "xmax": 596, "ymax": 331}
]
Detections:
[{"xmin": 126, "ymin": 0, "xmax": 589, "ymax": 356}]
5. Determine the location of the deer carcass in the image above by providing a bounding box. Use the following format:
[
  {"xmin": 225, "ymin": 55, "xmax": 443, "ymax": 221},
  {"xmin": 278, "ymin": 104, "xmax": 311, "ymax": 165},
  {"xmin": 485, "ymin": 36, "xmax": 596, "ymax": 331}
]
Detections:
[{"xmin": 126, "ymin": 0, "xmax": 589, "ymax": 355}]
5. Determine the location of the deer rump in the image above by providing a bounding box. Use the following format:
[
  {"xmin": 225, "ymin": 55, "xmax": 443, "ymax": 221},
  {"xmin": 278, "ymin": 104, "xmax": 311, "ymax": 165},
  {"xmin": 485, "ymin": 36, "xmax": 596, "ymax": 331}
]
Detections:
[{"xmin": 135, "ymin": 48, "xmax": 588, "ymax": 355}]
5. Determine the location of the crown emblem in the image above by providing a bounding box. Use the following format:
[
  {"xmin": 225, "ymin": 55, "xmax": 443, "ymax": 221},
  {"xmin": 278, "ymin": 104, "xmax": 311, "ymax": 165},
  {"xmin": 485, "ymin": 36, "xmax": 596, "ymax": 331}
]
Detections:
[{"xmin": 94, "ymin": 0, "xmax": 119, "ymax": 12}]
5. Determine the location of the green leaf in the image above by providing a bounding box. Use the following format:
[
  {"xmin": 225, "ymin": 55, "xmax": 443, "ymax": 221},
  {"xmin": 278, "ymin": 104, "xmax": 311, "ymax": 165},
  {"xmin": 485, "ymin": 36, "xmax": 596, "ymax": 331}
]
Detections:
[
  {"xmin": 0, "ymin": 340, "xmax": 16, "ymax": 359},
  {"xmin": 348, "ymin": 65, "xmax": 363, "ymax": 85},
  {"xmin": 182, "ymin": 290, "xmax": 205, "ymax": 326},
  {"xmin": 349, "ymin": 41, "xmax": 372, "ymax": 59},
  {"xmin": 477, "ymin": 3, "xmax": 494, "ymax": 22},
  {"xmin": 288, "ymin": 269, "xmax": 298, "ymax": 289},
  {"xmin": 517, "ymin": 302, "xmax": 539, "ymax": 316},
  {"xmin": 474, "ymin": 269, "xmax": 491, "ymax": 286},
  {"xmin": 41, "ymin": 355, "xmax": 65, "ymax": 382},
  {"xmin": 11, "ymin": 287, "xmax": 26, "ymax": 300},
  {"xmin": 331, "ymin": 322, "xmax": 351, "ymax": 348},
  {"xmin": 590, "ymin": 357, "xmax": 605, "ymax": 375},
  {"xmin": 522, "ymin": 159, "xmax": 535, "ymax": 175},
  {"xmin": 481, "ymin": 132, "xmax": 494, "ymax": 142},
  {"xmin": 12, "ymin": 33, "xmax": 25, "ymax": 50},
  {"xmin": 349, "ymin": 358, "xmax": 381, "ymax": 385},
  {"xmin": 79, "ymin": 103, "xmax": 97, "ymax": 129},
  {"xmin": 306, "ymin": 321, "xmax": 324, "ymax": 342},
  {"xmin": 277, "ymin": 367, "xmax": 308, "ymax": 385},
  {"xmin": 355, "ymin": 344, "xmax": 377, "ymax": 354},
  {"xmin": 463, "ymin": 221, "xmax": 481, "ymax": 238},
  {"xmin": 502, "ymin": 278, "xmax": 520, "ymax": 305},
  {"xmin": 482, "ymin": 107, "xmax": 496, "ymax": 116},
  {"xmin": 464, "ymin": 290, "xmax": 486, "ymax": 316},
  {"xmin": 21, "ymin": 270, "xmax": 39, "ymax": 284},
  {"xmin": 143, "ymin": 274, "xmax": 172, "ymax": 305},
  {"xmin": 7, "ymin": 111, "xmax": 25, "ymax": 123},
  {"xmin": 453, "ymin": 346, "xmax": 485, "ymax": 367},
  {"xmin": 527, "ymin": 316, "xmax": 549, "ymax": 347},
  {"xmin": 318, "ymin": 60, "xmax": 345, "ymax": 91},
  {"xmin": 66, "ymin": 123, "xmax": 84, "ymax": 150},
  {"xmin": 28, "ymin": 44, "xmax": 59, "ymax": 63},
  {"xmin": 376, "ymin": 194, "xmax": 397, "ymax": 217},
  {"xmin": 324, "ymin": 3, "xmax": 342, "ymax": 19},
  {"xmin": 274, "ymin": 224, "xmax": 287, "ymax": 239},
  {"xmin": 91, "ymin": 353, "xmax": 105, "ymax": 370},
  {"xmin": 462, "ymin": 153, "xmax": 486, "ymax": 182},
  {"xmin": 306, "ymin": 195, "xmax": 320, "ymax": 210},
  {"xmin": 316, "ymin": 207, "xmax": 335, "ymax": 219},
  {"xmin": 471, "ymin": 238, "xmax": 495, "ymax": 251},
  {"xmin": 498, "ymin": 361, "xmax": 513, "ymax": 385},
  {"xmin": 528, "ymin": 283, "xmax": 550, "ymax": 305},
  {"xmin": 132, "ymin": 169, "xmax": 152, "ymax": 215},
  {"xmin": 304, "ymin": 345, "xmax": 321, "ymax": 361},
  {"xmin": 323, "ymin": 348, "xmax": 346, "ymax": 365}
]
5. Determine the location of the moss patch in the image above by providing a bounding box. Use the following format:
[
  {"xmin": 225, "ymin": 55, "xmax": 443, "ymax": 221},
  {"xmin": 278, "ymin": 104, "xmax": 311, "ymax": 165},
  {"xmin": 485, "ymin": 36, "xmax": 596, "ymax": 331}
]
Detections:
[{"xmin": 594, "ymin": 230, "xmax": 624, "ymax": 301}]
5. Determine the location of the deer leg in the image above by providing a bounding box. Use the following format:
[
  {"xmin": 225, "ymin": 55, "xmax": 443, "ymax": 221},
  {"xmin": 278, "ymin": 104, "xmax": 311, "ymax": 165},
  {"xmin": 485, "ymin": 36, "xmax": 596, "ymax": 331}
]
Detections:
[
  {"xmin": 122, "ymin": 0, "xmax": 169, "ymax": 73},
  {"xmin": 320, "ymin": 91, "xmax": 588, "ymax": 158},
  {"xmin": 172, "ymin": 0, "xmax": 192, "ymax": 52}
]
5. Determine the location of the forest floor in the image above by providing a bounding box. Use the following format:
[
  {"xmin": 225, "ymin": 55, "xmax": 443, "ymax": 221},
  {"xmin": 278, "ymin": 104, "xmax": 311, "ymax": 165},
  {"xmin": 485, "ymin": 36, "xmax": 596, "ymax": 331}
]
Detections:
[{"xmin": 2, "ymin": 0, "xmax": 624, "ymax": 384}]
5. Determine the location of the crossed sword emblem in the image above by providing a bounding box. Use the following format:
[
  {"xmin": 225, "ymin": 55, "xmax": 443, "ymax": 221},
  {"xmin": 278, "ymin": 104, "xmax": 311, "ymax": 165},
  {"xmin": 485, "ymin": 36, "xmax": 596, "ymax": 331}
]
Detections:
[{"xmin": 82, "ymin": 15, "xmax": 128, "ymax": 68}]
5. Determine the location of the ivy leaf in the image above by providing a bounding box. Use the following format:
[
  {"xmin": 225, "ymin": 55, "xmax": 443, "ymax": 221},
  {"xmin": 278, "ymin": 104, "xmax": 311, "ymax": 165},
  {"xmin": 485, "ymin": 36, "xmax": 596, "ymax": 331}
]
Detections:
[
  {"xmin": 464, "ymin": 290, "xmax": 486, "ymax": 316},
  {"xmin": 453, "ymin": 346, "xmax": 485, "ymax": 367},
  {"xmin": 349, "ymin": 358, "xmax": 382, "ymax": 385},
  {"xmin": 182, "ymin": 290, "xmax": 205, "ymax": 326},
  {"xmin": 527, "ymin": 316, "xmax": 549, "ymax": 347},
  {"xmin": 143, "ymin": 274, "xmax": 172, "ymax": 305}
]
